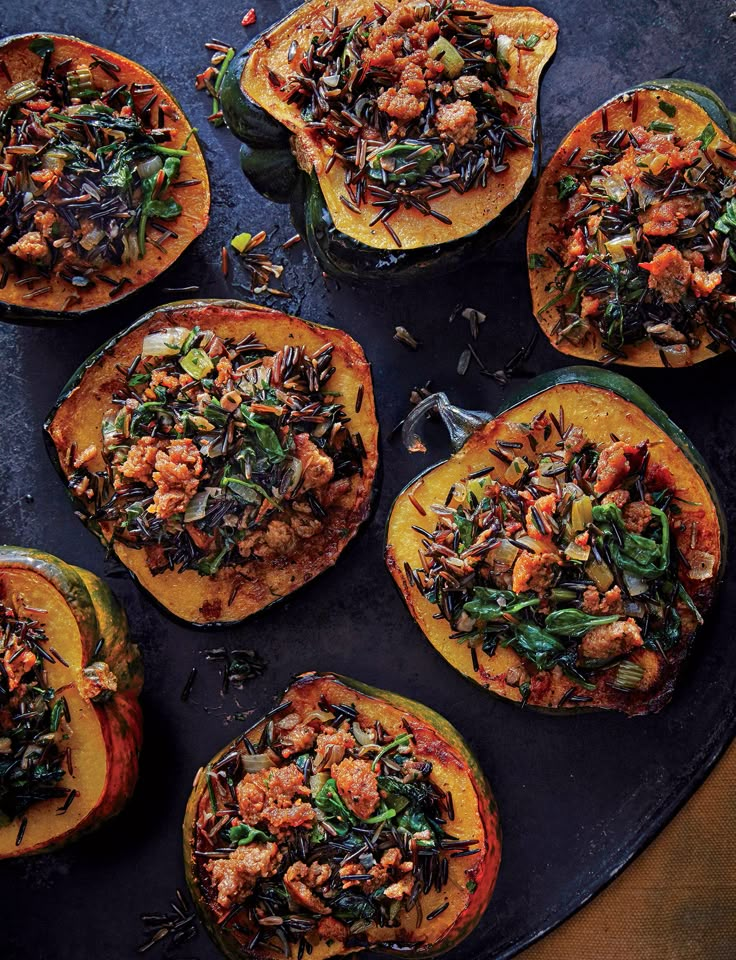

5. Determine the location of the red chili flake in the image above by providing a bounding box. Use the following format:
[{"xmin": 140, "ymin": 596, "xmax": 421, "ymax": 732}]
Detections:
[{"xmin": 241, "ymin": 8, "xmax": 257, "ymax": 26}]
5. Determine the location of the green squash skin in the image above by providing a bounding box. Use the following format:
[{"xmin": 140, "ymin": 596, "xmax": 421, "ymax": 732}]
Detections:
[
  {"xmin": 384, "ymin": 366, "xmax": 727, "ymax": 716},
  {"xmin": 43, "ymin": 298, "xmax": 382, "ymax": 630},
  {"xmin": 0, "ymin": 32, "xmax": 209, "ymax": 328},
  {"xmin": 290, "ymin": 144, "xmax": 540, "ymax": 283},
  {"xmin": 221, "ymin": 30, "xmax": 547, "ymax": 282},
  {"xmin": 220, "ymin": 46, "xmax": 291, "ymax": 148},
  {"xmin": 239, "ymin": 142, "xmax": 300, "ymax": 203},
  {"xmin": 182, "ymin": 672, "xmax": 501, "ymax": 960}
]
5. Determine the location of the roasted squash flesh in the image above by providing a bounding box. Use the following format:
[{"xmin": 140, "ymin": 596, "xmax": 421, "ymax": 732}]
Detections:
[
  {"xmin": 232, "ymin": 0, "xmax": 557, "ymax": 270},
  {"xmin": 528, "ymin": 81, "xmax": 736, "ymax": 366},
  {"xmin": 183, "ymin": 672, "xmax": 500, "ymax": 959},
  {"xmin": 0, "ymin": 33, "xmax": 209, "ymax": 321},
  {"xmin": 44, "ymin": 300, "xmax": 378, "ymax": 626},
  {"xmin": 386, "ymin": 370, "xmax": 723, "ymax": 715},
  {"xmin": 0, "ymin": 547, "xmax": 142, "ymax": 857}
]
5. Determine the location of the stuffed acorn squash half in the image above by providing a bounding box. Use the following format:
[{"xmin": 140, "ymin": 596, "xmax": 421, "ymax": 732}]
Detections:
[
  {"xmin": 221, "ymin": 0, "xmax": 558, "ymax": 281},
  {"xmin": 0, "ymin": 32, "xmax": 209, "ymax": 323},
  {"xmin": 0, "ymin": 546, "xmax": 142, "ymax": 857},
  {"xmin": 44, "ymin": 300, "xmax": 378, "ymax": 626},
  {"xmin": 386, "ymin": 368, "xmax": 724, "ymax": 716},
  {"xmin": 528, "ymin": 80, "xmax": 736, "ymax": 366},
  {"xmin": 184, "ymin": 672, "xmax": 500, "ymax": 959}
]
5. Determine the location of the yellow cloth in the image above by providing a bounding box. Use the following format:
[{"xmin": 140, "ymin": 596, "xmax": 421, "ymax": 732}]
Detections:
[{"xmin": 518, "ymin": 739, "xmax": 736, "ymax": 960}]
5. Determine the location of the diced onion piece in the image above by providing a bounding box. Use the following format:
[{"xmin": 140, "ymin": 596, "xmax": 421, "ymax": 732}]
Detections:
[
  {"xmin": 612, "ymin": 660, "xmax": 645, "ymax": 691},
  {"xmin": 466, "ymin": 477, "xmax": 488, "ymax": 503},
  {"xmin": 241, "ymin": 753, "xmax": 275, "ymax": 773},
  {"xmin": 532, "ymin": 472, "xmax": 557, "ymax": 491},
  {"xmin": 516, "ymin": 534, "xmax": 544, "ymax": 554},
  {"xmin": 352, "ymin": 722, "xmax": 375, "ymax": 746},
  {"xmin": 605, "ymin": 233, "xmax": 637, "ymax": 263},
  {"xmin": 309, "ymin": 773, "xmax": 329, "ymax": 796},
  {"xmin": 586, "ymin": 557, "xmax": 614, "ymax": 591},
  {"xmin": 80, "ymin": 226, "xmax": 104, "ymax": 251},
  {"xmin": 43, "ymin": 149, "xmax": 70, "ymax": 172},
  {"xmin": 570, "ymin": 495, "xmax": 593, "ymax": 532},
  {"xmin": 142, "ymin": 326, "xmax": 190, "ymax": 356},
  {"xmin": 188, "ymin": 415, "xmax": 215, "ymax": 433},
  {"xmin": 136, "ymin": 155, "xmax": 163, "ymax": 180},
  {"xmin": 624, "ymin": 600, "xmax": 646, "ymax": 617},
  {"xmin": 623, "ymin": 571, "xmax": 649, "ymax": 596},
  {"xmin": 303, "ymin": 709, "xmax": 334, "ymax": 724},
  {"xmin": 184, "ymin": 490, "xmax": 210, "ymax": 523},
  {"xmin": 565, "ymin": 541, "xmax": 590, "ymax": 562},
  {"xmin": 504, "ymin": 457, "xmax": 528, "ymax": 486},
  {"xmin": 492, "ymin": 539, "xmax": 519, "ymax": 571},
  {"xmin": 496, "ymin": 34, "xmax": 513, "ymax": 64},
  {"xmin": 428, "ymin": 36, "xmax": 464, "ymax": 79},
  {"xmin": 687, "ymin": 551, "xmax": 715, "ymax": 581},
  {"xmin": 180, "ymin": 347, "xmax": 215, "ymax": 380},
  {"xmin": 660, "ymin": 344, "xmax": 692, "ymax": 368}
]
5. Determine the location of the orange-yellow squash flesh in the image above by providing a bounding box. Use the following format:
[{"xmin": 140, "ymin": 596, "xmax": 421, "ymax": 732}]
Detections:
[
  {"xmin": 242, "ymin": 0, "xmax": 557, "ymax": 250},
  {"xmin": 183, "ymin": 672, "xmax": 501, "ymax": 960},
  {"xmin": 0, "ymin": 33, "xmax": 210, "ymax": 317},
  {"xmin": 527, "ymin": 86, "xmax": 736, "ymax": 366},
  {"xmin": 45, "ymin": 300, "xmax": 379, "ymax": 626},
  {"xmin": 386, "ymin": 381, "xmax": 722, "ymax": 715},
  {"xmin": 0, "ymin": 547, "xmax": 143, "ymax": 857}
]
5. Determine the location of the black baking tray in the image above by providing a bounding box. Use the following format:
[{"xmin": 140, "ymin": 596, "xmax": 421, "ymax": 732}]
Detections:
[{"xmin": 2, "ymin": 2, "xmax": 736, "ymax": 958}]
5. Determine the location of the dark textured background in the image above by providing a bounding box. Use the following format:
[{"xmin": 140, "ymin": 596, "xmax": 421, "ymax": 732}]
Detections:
[{"xmin": 2, "ymin": 2, "xmax": 736, "ymax": 958}]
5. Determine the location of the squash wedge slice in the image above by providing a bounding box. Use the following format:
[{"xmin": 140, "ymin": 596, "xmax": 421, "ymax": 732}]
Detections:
[{"xmin": 385, "ymin": 367, "xmax": 724, "ymax": 715}]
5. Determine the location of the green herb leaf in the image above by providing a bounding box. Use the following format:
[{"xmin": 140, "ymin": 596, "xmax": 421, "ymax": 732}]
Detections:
[
  {"xmin": 556, "ymin": 175, "xmax": 580, "ymax": 201},
  {"xmin": 658, "ymin": 100, "xmax": 677, "ymax": 118},
  {"xmin": 505, "ymin": 622, "xmax": 566, "ymax": 671},
  {"xmin": 229, "ymin": 823, "xmax": 274, "ymax": 845},
  {"xmin": 699, "ymin": 122, "xmax": 716, "ymax": 149},
  {"xmin": 543, "ymin": 609, "xmax": 620, "ymax": 638},
  {"xmin": 528, "ymin": 252, "xmax": 547, "ymax": 270},
  {"xmin": 647, "ymin": 119, "xmax": 675, "ymax": 134},
  {"xmin": 592, "ymin": 503, "xmax": 670, "ymax": 579},
  {"xmin": 240, "ymin": 409, "xmax": 285, "ymax": 462},
  {"xmin": 29, "ymin": 36, "xmax": 55, "ymax": 58},
  {"xmin": 464, "ymin": 587, "xmax": 540, "ymax": 622}
]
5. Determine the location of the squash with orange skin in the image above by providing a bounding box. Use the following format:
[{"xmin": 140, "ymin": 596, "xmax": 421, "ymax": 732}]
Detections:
[
  {"xmin": 183, "ymin": 671, "xmax": 501, "ymax": 959},
  {"xmin": 0, "ymin": 32, "xmax": 210, "ymax": 324},
  {"xmin": 385, "ymin": 367, "xmax": 724, "ymax": 715},
  {"xmin": 44, "ymin": 299, "xmax": 379, "ymax": 626},
  {"xmin": 0, "ymin": 546, "xmax": 143, "ymax": 857},
  {"xmin": 221, "ymin": 0, "xmax": 557, "ymax": 281}
]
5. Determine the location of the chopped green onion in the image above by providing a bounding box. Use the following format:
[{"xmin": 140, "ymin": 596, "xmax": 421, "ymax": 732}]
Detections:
[
  {"xmin": 6, "ymin": 79, "xmax": 40, "ymax": 104},
  {"xmin": 231, "ymin": 232, "xmax": 253, "ymax": 253},
  {"xmin": 428, "ymin": 36, "xmax": 464, "ymax": 79},
  {"xmin": 371, "ymin": 733, "xmax": 411, "ymax": 771},
  {"xmin": 180, "ymin": 347, "xmax": 214, "ymax": 380},
  {"xmin": 658, "ymin": 100, "xmax": 677, "ymax": 118},
  {"xmin": 612, "ymin": 660, "xmax": 645, "ymax": 691},
  {"xmin": 647, "ymin": 120, "xmax": 675, "ymax": 134}
]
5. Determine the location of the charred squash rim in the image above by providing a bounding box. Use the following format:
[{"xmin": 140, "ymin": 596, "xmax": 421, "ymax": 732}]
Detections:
[
  {"xmin": 221, "ymin": 0, "xmax": 558, "ymax": 282},
  {"xmin": 43, "ymin": 299, "xmax": 379, "ymax": 627},
  {"xmin": 0, "ymin": 32, "xmax": 210, "ymax": 325},
  {"xmin": 527, "ymin": 79, "xmax": 736, "ymax": 366},
  {"xmin": 385, "ymin": 366, "xmax": 725, "ymax": 715},
  {"xmin": 0, "ymin": 545, "xmax": 143, "ymax": 857},
  {"xmin": 183, "ymin": 671, "xmax": 501, "ymax": 959}
]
